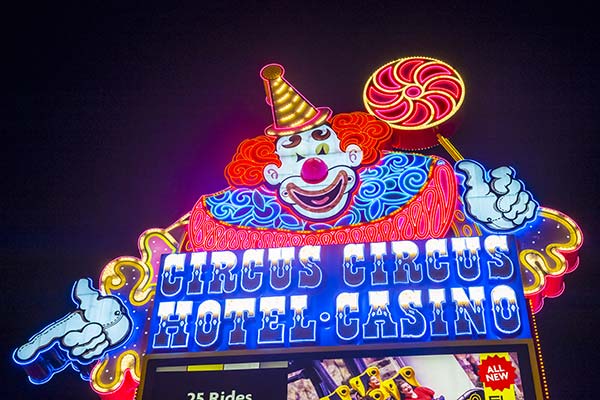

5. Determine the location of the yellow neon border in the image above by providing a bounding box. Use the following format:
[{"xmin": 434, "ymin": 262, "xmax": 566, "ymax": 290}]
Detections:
[
  {"xmin": 519, "ymin": 207, "xmax": 583, "ymax": 296},
  {"xmin": 91, "ymin": 222, "xmax": 183, "ymax": 394}
]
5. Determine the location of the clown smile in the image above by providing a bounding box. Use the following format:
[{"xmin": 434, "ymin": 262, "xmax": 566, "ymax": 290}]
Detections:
[
  {"xmin": 286, "ymin": 170, "xmax": 349, "ymax": 213},
  {"xmin": 262, "ymin": 123, "xmax": 364, "ymax": 220}
]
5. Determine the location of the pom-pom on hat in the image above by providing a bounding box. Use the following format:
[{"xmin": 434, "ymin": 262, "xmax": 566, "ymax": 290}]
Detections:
[{"xmin": 260, "ymin": 63, "xmax": 332, "ymax": 136}]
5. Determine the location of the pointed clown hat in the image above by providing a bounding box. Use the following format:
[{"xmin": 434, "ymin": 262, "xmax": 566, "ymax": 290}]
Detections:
[{"xmin": 260, "ymin": 63, "xmax": 332, "ymax": 136}]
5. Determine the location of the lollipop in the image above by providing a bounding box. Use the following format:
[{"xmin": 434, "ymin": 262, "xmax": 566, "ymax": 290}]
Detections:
[{"xmin": 363, "ymin": 56, "xmax": 465, "ymax": 158}]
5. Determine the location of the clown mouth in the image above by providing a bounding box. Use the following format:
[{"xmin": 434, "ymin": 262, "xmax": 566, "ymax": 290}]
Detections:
[{"xmin": 286, "ymin": 170, "xmax": 349, "ymax": 213}]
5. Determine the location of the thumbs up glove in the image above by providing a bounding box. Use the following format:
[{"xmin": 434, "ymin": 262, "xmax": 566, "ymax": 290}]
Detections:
[{"xmin": 455, "ymin": 160, "xmax": 538, "ymax": 232}]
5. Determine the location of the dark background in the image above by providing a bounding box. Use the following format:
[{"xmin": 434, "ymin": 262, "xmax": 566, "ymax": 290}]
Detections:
[{"xmin": 2, "ymin": 3, "xmax": 598, "ymax": 399}]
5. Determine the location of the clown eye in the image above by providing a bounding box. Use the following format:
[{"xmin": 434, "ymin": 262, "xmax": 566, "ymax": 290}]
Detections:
[
  {"xmin": 296, "ymin": 153, "xmax": 305, "ymax": 162},
  {"xmin": 311, "ymin": 128, "xmax": 331, "ymax": 141},
  {"xmin": 282, "ymin": 134, "xmax": 301, "ymax": 148}
]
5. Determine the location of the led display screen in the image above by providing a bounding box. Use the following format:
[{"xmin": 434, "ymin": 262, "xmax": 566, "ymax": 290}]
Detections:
[{"xmin": 139, "ymin": 341, "xmax": 540, "ymax": 399}]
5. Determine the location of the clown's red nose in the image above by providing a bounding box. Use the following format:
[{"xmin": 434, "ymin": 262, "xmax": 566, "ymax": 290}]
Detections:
[{"xmin": 301, "ymin": 158, "xmax": 328, "ymax": 184}]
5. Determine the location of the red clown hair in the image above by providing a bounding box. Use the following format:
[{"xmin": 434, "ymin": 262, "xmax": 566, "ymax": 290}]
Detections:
[{"xmin": 225, "ymin": 112, "xmax": 392, "ymax": 187}]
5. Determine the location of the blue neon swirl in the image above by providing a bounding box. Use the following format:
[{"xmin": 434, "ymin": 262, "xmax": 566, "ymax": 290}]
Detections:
[{"xmin": 204, "ymin": 153, "xmax": 432, "ymax": 230}]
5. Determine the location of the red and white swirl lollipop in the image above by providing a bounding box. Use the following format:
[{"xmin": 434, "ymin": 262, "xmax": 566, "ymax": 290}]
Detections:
[{"xmin": 363, "ymin": 56, "xmax": 465, "ymax": 155}]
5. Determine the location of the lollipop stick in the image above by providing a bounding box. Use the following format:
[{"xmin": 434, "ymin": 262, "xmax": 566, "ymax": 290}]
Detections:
[
  {"xmin": 434, "ymin": 133, "xmax": 483, "ymax": 236},
  {"xmin": 363, "ymin": 57, "xmax": 480, "ymax": 236},
  {"xmin": 436, "ymin": 133, "xmax": 464, "ymax": 162}
]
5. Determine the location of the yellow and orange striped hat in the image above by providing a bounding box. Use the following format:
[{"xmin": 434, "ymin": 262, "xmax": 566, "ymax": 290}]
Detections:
[{"xmin": 260, "ymin": 63, "xmax": 332, "ymax": 136}]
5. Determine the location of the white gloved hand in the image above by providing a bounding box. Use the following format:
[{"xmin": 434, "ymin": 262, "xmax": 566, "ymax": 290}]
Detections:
[
  {"xmin": 62, "ymin": 322, "xmax": 111, "ymax": 360},
  {"xmin": 456, "ymin": 160, "xmax": 538, "ymax": 231},
  {"xmin": 14, "ymin": 278, "xmax": 131, "ymax": 366}
]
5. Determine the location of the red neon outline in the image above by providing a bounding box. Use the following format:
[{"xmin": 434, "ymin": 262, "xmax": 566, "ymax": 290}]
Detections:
[{"xmin": 187, "ymin": 158, "xmax": 457, "ymax": 251}]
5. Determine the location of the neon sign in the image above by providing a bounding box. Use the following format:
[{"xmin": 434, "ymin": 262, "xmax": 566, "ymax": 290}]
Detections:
[
  {"xmin": 456, "ymin": 160, "xmax": 538, "ymax": 232},
  {"xmin": 148, "ymin": 234, "xmax": 529, "ymax": 353},
  {"xmin": 363, "ymin": 56, "xmax": 465, "ymax": 150},
  {"xmin": 13, "ymin": 278, "xmax": 133, "ymax": 384},
  {"xmin": 13, "ymin": 57, "xmax": 583, "ymax": 400}
]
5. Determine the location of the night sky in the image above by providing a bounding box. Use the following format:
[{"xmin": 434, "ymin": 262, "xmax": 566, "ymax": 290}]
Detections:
[{"xmin": 3, "ymin": 3, "xmax": 598, "ymax": 399}]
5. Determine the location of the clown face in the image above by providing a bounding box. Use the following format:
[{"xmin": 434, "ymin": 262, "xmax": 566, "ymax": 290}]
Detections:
[{"xmin": 263, "ymin": 124, "xmax": 363, "ymax": 220}]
